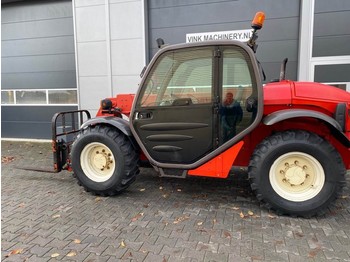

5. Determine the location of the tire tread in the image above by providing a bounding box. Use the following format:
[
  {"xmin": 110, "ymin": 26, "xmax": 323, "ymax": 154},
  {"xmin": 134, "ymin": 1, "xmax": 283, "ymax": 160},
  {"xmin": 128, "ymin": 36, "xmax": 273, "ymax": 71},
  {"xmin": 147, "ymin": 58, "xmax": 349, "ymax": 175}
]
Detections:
[
  {"xmin": 248, "ymin": 130, "xmax": 346, "ymax": 217},
  {"xmin": 71, "ymin": 125, "xmax": 139, "ymax": 196}
]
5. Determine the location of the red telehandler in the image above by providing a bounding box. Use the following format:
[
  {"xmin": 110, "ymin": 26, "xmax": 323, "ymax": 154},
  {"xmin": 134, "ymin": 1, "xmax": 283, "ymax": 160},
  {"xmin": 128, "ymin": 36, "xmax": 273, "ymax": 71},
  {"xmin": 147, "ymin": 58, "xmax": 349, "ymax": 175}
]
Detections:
[{"xmin": 52, "ymin": 12, "xmax": 350, "ymax": 217}]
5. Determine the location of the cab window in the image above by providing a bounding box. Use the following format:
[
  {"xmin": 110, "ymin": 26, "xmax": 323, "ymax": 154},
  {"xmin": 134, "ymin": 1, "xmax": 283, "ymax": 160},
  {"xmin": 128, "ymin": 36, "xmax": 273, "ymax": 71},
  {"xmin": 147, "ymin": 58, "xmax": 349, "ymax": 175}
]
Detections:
[
  {"xmin": 139, "ymin": 48, "xmax": 213, "ymax": 107},
  {"xmin": 220, "ymin": 48, "xmax": 258, "ymax": 144}
]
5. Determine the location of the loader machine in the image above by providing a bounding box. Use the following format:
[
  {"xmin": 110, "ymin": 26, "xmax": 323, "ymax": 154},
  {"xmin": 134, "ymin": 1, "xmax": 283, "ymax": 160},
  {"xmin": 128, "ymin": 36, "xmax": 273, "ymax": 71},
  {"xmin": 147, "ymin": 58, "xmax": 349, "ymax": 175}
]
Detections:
[{"xmin": 52, "ymin": 12, "xmax": 350, "ymax": 217}]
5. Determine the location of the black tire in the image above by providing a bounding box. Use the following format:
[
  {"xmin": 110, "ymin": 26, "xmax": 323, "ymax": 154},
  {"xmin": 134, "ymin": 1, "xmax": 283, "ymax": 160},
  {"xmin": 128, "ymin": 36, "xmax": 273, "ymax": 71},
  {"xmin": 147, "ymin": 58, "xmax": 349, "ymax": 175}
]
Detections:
[
  {"xmin": 248, "ymin": 130, "xmax": 346, "ymax": 217},
  {"xmin": 71, "ymin": 125, "xmax": 139, "ymax": 196}
]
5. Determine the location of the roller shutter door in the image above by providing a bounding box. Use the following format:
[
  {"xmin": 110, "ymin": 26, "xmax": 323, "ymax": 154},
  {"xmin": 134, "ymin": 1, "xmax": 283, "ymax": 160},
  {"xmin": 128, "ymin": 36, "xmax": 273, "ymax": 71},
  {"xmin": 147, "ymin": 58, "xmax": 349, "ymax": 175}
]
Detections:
[
  {"xmin": 1, "ymin": 0, "xmax": 77, "ymax": 139},
  {"xmin": 147, "ymin": 0, "xmax": 300, "ymax": 82}
]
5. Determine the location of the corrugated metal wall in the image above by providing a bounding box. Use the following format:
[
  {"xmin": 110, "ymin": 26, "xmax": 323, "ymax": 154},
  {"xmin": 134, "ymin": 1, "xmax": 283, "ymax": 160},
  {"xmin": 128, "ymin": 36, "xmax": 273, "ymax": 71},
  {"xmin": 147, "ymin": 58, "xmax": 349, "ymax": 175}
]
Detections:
[
  {"xmin": 313, "ymin": 0, "xmax": 350, "ymax": 57},
  {"xmin": 147, "ymin": 0, "xmax": 300, "ymax": 83},
  {"xmin": 1, "ymin": 0, "xmax": 77, "ymax": 139},
  {"xmin": 312, "ymin": 0, "xmax": 350, "ymax": 85}
]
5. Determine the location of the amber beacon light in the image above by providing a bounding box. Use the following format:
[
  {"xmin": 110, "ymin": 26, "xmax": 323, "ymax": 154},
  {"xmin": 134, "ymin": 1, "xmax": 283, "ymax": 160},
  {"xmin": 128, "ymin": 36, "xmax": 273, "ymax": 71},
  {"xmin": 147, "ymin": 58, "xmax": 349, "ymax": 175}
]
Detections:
[{"xmin": 251, "ymin": 11, "xmax": 265, "ymax": 30}]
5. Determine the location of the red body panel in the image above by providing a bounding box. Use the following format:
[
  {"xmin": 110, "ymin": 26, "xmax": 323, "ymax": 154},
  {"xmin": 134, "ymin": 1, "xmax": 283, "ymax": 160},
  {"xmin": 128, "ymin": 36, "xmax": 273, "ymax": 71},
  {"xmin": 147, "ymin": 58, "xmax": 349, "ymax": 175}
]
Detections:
[
  {"xmin": 264, "ymin": 81, "xmax": 350, "ymax": 117},
  {"xmin": 187, "ymin": 141, "xmax": 244, "ymax": 178},
  {"xmin": 263, "ymin": 81, "xmax": 292, "ymax": 106},
  {"xmin": 234, "ymin": 81, "xmax": 350, "ymax": 169},
  {"xmin": 97, "ymin": 81, "xmax": 350, "ymax": 172},
  {"xmin": 96, "ymin": 94, "xmax": 135, "ymax": 117}
]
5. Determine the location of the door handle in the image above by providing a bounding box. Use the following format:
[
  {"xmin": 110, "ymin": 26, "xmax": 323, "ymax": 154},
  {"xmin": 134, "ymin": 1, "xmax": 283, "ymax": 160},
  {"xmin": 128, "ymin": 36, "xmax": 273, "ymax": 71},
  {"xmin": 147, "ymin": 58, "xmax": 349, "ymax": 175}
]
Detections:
[{"xmin": 136, "ymin": 111, "xmax": 153, "ymax": 120}]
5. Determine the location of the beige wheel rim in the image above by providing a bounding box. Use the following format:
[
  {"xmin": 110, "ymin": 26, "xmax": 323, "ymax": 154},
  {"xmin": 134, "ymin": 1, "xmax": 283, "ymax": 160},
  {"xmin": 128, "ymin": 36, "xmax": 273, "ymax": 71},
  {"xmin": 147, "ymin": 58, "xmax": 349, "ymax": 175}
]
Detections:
[
  {"xmin": 80, "ymin": 142, "xmax": 116, "ymax": 182},
  {"xmin": 269, "ymin": 152, "xmax": 325, "ymax": 202}
]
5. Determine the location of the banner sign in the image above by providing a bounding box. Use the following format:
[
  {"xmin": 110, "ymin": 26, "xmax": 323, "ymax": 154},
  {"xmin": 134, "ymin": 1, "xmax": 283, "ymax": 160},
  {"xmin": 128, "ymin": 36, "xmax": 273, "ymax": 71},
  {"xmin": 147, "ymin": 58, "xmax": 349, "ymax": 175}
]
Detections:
[{"xmin": 186, "ymin": 29, "xmax": 252, "ymax": 43}]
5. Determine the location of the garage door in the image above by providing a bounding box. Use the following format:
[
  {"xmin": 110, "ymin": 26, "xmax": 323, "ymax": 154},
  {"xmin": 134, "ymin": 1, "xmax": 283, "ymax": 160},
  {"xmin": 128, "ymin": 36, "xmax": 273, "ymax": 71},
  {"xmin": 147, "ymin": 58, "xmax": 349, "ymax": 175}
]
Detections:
[
  {"xmin": 147, "ymin": 0, "xmax": 300, "ymax": 82},
  {"xmin": 1, "ymin": 0, "xmax": 77, "ymax": 139}
]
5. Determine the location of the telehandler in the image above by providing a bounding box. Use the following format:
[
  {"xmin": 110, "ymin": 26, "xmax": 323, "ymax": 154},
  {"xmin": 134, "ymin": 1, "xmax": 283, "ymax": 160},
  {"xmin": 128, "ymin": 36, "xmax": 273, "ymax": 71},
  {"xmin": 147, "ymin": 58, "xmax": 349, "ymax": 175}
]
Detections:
[{"xmin": 52, "ymin": 12, "xmax": 350, "ymax": 217}]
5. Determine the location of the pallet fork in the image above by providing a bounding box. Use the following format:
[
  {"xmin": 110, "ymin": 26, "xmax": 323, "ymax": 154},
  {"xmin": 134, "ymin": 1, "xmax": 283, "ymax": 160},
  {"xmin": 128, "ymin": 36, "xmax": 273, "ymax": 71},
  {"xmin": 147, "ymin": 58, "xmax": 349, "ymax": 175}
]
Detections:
[{"xmin": 52, "ymin": 110, "xmax": 91, "ymax": 172}]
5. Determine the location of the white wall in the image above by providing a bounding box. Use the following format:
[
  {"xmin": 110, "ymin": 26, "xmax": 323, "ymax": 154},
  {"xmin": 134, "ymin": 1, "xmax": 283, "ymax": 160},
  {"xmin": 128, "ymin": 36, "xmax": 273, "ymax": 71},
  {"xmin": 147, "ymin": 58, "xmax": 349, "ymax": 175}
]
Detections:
[{"xmin": 73, "ymin": 0, "xmax": 146, "ymax": 116}]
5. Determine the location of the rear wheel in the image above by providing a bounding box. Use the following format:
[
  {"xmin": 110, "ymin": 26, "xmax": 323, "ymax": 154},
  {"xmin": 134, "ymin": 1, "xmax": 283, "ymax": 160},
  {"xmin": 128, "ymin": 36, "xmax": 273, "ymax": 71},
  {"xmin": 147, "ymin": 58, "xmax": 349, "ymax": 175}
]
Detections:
[
  {"xmin": 248, "ymin": 130, "xmax": 345, "ymax": 217},
  {"xmin": 71, "ymin": 125, "xmax": 139, "ymax": 196}
]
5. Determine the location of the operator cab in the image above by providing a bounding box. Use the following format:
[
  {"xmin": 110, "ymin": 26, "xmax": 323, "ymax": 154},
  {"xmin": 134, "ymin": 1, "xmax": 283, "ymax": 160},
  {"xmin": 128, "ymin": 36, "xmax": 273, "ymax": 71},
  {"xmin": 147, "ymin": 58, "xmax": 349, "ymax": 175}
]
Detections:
[
  {"xmin": 130, "ymin": 13, "xmax": 266, "ymax": 169},
  {"xmin": 131, "ymin": 42, "xmax": 263, "ymax": 169}
]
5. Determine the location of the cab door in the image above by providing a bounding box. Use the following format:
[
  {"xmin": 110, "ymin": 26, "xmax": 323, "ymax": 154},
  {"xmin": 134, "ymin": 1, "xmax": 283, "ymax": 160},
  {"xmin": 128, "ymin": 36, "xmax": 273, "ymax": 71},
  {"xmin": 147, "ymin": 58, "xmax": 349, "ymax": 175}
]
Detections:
[
  {"xmin": 131, "ymin": 43, "xmax": 262, "ymax": 168},
  {"xmin": 132, "ymin": 46, "xmax": 217, "ymax": 165}
]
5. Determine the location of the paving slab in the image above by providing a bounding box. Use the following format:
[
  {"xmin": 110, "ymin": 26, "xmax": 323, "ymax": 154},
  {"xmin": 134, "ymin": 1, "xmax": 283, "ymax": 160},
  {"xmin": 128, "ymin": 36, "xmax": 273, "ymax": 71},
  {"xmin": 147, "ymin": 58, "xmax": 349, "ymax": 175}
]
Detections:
[{"xmin": 1, "ymin": 141, "xmax": 350, "ymax": 261}]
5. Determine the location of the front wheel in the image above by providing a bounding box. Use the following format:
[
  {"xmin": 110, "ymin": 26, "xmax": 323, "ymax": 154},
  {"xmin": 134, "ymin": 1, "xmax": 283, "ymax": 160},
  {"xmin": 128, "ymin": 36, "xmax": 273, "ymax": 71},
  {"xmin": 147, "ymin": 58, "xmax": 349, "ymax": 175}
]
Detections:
[
  {"xmin": 248, "ymin": 130, "xmax": 345, "ymax": 217},
  {"xmin": 71, "ymin": 125, "xmax": 139, "ymax": 196}
]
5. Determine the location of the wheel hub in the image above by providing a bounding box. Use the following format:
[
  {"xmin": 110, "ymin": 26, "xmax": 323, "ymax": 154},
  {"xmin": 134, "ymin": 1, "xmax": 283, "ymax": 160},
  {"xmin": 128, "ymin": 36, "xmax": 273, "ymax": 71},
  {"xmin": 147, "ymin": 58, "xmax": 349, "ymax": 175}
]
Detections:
[
  {"xmin": 93, "ymin": 150, "xmax": 113, "ymax": 171},
  {"xmin": 283, "ymin": 163, "xmax": 307, "ymax": 186},
  {"xmin": 93, "ymin": 153, "xmax": 107, "ymax": 170}
]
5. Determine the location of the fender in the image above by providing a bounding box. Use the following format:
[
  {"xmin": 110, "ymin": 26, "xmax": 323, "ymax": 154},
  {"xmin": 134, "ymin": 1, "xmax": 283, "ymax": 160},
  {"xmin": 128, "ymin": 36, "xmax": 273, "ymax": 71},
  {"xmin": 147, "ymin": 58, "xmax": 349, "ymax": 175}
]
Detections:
[
  {"xmin": 263, "ymin": 109, "xmax": 350, "ymax": 147},
  {"xmin": 81, "ymin": 116, "xmax": 132, "ymax": 137}
]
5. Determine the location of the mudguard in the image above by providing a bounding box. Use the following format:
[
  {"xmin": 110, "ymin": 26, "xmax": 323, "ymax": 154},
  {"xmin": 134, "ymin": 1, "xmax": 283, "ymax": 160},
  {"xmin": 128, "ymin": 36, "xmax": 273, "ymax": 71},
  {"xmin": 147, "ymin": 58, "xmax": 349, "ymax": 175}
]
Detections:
[
  {"xmin": 81, "ymin": 116, "xmax": 132, "ymax": 137},
  {"xmin": 263, "ymin": 109, "xmax": 350, "ymax": 147}
]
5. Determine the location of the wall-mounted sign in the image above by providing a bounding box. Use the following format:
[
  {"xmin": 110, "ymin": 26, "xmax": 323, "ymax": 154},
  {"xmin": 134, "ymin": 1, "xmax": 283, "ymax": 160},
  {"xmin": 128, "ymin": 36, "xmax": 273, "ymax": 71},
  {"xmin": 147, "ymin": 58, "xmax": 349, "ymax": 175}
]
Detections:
[{"xmin": 186, "ymin": 29, "xmax": 252, "ymax": 43}]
